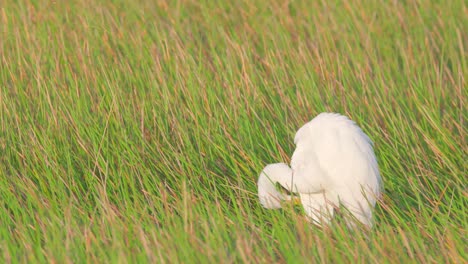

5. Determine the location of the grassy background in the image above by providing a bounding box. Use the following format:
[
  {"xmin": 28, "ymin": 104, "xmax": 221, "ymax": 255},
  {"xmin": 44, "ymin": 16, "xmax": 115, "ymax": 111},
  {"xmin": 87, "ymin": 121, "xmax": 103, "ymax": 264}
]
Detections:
[{"xmin": 1, "ymin": 0, "xmax": 466, "ymax": 262}]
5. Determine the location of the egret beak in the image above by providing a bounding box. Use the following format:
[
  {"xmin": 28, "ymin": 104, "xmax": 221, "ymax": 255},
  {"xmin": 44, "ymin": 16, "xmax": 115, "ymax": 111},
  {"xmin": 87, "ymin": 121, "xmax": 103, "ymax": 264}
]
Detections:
[
  {"xmin": 292, "ymin": 196, "xmax": 302, "ymax": 205},
  {"xmin": 283, "ymin": 196, "xmax": 301, "ymax": 206}
]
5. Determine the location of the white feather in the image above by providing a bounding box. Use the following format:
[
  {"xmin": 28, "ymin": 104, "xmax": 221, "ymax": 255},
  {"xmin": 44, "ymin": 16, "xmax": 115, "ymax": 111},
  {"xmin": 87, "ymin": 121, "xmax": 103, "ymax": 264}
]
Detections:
[{"xmin": 257, "ymin": 113, "xmax": 382, "ymax": 228}]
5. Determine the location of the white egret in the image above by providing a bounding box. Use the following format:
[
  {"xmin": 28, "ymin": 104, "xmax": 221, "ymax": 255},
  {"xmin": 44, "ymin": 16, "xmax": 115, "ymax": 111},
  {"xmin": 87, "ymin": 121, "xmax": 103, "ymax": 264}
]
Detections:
[{"xmin": 257, "ymin": 113, "xmax": 382, "ymax": 228}]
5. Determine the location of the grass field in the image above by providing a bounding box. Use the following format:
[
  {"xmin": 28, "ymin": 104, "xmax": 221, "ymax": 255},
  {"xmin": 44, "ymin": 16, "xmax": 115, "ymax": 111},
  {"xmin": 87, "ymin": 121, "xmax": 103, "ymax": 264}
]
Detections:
[{"xmin": 1, "ymin": 0, "xmax": 466, "ymax": 262}]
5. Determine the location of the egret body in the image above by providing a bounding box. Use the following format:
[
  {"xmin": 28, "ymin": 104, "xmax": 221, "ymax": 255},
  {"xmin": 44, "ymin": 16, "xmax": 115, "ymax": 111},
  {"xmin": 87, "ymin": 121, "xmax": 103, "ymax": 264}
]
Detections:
[{"xmin": 257, "ymin": 113, "xmax": 382, "ymax": 228}]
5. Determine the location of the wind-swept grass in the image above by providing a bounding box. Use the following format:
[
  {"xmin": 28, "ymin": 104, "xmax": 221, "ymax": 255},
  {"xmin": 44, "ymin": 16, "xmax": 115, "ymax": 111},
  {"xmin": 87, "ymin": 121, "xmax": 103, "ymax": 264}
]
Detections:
[{"xmin": 0, "ymin": 0, "xmax": 466, "ymax": 262}]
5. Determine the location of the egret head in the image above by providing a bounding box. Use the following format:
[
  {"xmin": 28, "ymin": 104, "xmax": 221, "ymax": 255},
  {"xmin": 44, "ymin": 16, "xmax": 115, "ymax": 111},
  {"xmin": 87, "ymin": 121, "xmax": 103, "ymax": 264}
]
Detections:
[{"xmin": 257, "ymin": 163, "xmax": 293, "ymax": 209}]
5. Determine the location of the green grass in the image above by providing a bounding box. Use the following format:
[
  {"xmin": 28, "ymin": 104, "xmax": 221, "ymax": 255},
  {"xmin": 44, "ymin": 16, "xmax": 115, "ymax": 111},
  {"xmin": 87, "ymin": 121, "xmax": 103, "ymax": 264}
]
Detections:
[{"xmin": 1, "ymin": 0, "xmax": 466, "ymax": 262}]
